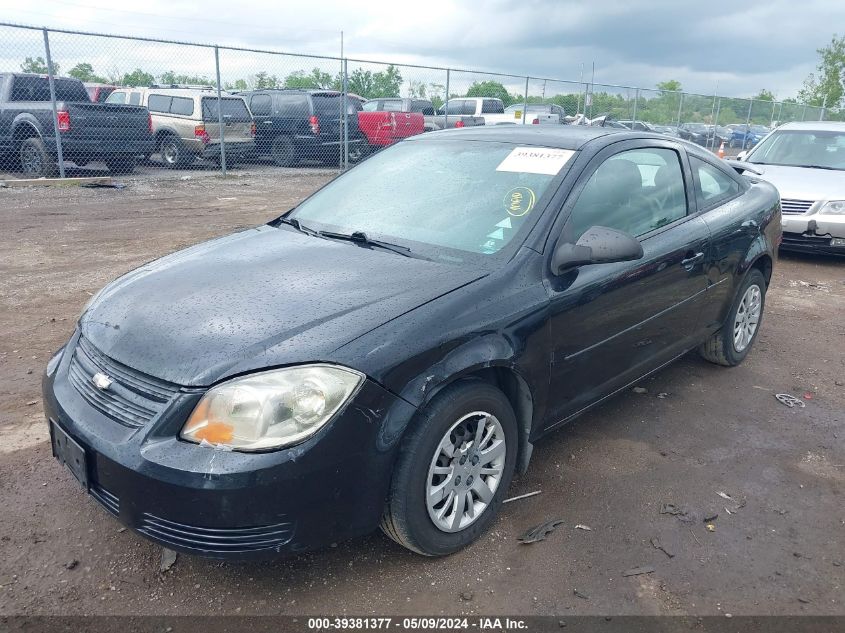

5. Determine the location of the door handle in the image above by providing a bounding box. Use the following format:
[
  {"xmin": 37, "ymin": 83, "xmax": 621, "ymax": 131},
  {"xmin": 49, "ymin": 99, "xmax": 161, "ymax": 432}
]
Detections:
[{"xmin": 681, "ymin": 251, "xmax": 705, "ymax": 270}]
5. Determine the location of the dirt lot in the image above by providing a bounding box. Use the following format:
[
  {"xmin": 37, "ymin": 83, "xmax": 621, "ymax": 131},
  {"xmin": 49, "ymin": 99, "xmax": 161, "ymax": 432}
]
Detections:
[{"xmin": 0, "ymin": 169, "xmax": 843, "ymax": 617}]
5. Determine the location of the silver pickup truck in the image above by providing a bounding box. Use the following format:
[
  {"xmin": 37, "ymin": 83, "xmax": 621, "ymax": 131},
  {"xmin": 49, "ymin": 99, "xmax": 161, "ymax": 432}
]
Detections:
[{"xmin": 361, "ymin": 98, "xmax": 483, "ymax": 132}]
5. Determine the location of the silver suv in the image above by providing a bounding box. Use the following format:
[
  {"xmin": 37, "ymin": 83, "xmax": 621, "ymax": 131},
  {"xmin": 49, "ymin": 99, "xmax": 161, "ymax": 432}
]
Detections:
[{"xmin": 106, "ymin": 86, "xmax": 255, "ymax": 168}]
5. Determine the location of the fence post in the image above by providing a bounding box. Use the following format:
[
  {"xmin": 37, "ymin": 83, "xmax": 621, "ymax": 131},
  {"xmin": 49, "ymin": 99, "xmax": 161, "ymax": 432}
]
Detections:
[
  {"xmin": 342, "ymin": 58, "xmax": 349, "ymax": 170},
  {"xmin": 712, "ymin": 97, "xmax": 722, "ymax": 151},
  {"xmin": 770, "ymin": 101, "xmax": 777, "ymax": 127},
  {"xmin": 820, "ymin": 94, "xmax": 827, "ymax": 121},
  {"xmin": 676, "ymin": 92, "xmax": 684, "ymax": 127},
  {"xmin": 443, "ymin": 69, "xmax": 450, "ymax": 128},
  {"xmin": 801, "ymin": 103, "xmax": 807, "ymax": 121},
  {"xmin": 213, "ymin": 46, "xmax": 227, "ymax": 176},
  {"xmin": 522, "ymin": 77, "xmax": 529, "ymax": 124},
  {"xmin": 632, "ymin": 88, "xmax": 639, "ymax": 126},
  {"xmin": 42, "ymin": 28, "xmax": 65, "ymax": 179}
]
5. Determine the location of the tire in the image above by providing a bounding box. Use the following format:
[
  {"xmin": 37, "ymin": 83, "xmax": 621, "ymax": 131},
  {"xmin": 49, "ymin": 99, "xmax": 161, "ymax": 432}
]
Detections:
[
  {"xmin": 270, "ymin": 135, "xmax": 297, "ymax": 167},
  {"xmin": 159, "ymin": 135, "xmax": 190, "ymax": 169},
  {"xmin": 699, "ymin": 268, "xmax": 766, "ymax": 367},
  {"xmin": 380, "ymin": 380, "xmax": 518, "ymax": 556},
  {"xmin": 347, "ymin": 142, "xmax": 367, "ymax": 165},
  {"xmin": 19, "ymin": 137, "xmax": 58, "ymax": 178},
  {"xmin": 105, "ymin": 154, "xmax": 136, "ymax": 174}
]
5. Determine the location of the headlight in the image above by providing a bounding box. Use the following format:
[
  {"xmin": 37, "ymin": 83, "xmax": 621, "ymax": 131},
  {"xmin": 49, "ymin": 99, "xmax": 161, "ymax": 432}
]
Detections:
[
  {"xmin": 819, "ymin": 200, "xmax": 845, "ymax": 215},
  {"xmin": 180, "ymin": 364, "xmax": 364, "ymax": 452}
]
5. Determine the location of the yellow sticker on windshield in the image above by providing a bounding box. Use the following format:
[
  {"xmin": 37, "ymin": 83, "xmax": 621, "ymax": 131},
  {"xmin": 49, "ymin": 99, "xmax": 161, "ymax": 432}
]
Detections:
[{"xmin": 504, "ymin": 187, "xmax": 536, "ymax": 217}]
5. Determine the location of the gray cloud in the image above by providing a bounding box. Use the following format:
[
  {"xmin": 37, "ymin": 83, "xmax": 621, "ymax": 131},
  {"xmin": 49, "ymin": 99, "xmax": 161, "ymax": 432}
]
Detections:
[{"xmin": 0, "ymin": 0, "xmax": 838, "ymax": 99}]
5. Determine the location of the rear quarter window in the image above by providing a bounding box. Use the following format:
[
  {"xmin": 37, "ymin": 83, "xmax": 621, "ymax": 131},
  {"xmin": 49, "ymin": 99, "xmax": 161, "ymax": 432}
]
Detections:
[
  {"xmin": 482, "ymin": 99, "xmax": 504, "ymax": 114},
  {"xmin": 147, "ymin": 94, "xmax": 171, "ymax": 113},
  {"xmin": 170, "ymin": 96, "xmax": 194, "ymax": 116},
  {"xmin": 691, "ymin": 156, "xmax": 742, "ymax": 209},
  {"xmin": 202, "ymin": 97, "xmax": 251, "ymax": 122},
  {"xmin": 275, "ymin": 94, "xmax": 310, "ymax": 117}
]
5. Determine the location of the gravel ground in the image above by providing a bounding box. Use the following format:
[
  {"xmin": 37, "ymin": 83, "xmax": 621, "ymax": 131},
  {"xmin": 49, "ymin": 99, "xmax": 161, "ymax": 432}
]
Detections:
[{"xmin": 0, "ymin": 168, "xmax": 843, "ymax": 617}]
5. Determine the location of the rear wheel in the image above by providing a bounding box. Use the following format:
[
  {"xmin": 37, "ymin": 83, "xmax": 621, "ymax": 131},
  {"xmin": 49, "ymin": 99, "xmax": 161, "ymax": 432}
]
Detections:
[
  {"xmin": 380, "ymin": 381, "xmax": 517, "ymax": 556},
  {"xmin": 105, "ymin": 154, "xmax": 136, "ymax": 174},
  {"xmin": 159, "ymin": 135, "xmax": 190, "ymax": 169},
  {"xmin": 347, "ymin": 142, "xmax": 366, "ymax": 165},
  {"xmin": 270, "ymin": 135, "xmax": 297, "ymax": 167},
  {"xmin": 699, "ymin": 268, "xmax": 766, "ymax": 366},
  {"xmin": 19, "ymin": 137, "xmax": 57, "ymax": 178}
]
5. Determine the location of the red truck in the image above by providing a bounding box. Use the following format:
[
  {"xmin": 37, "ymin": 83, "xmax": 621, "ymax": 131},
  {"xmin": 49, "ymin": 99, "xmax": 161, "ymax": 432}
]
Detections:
[{"xmin": 349, "ymin": 95, "xmax": 424, "ymax": 151}]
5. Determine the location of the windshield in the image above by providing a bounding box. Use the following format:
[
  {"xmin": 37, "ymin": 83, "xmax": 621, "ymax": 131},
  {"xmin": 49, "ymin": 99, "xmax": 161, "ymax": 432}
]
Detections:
[
  {"xmin": 748, "ymin": 129, "xmax": 845, "ymax": 170},
  {"xmin": 288, "ymin": 140, "xmax": 573, "ymax": 263}
]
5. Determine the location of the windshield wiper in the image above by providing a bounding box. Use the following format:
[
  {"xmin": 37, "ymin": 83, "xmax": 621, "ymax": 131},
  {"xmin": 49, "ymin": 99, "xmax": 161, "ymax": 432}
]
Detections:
[
  {"xmin": 277, "ymin": 216, "xmax": 322, "ymax": 237},
  {"xmin": 319, "ymin": 230, "xmax": 414, "ymax": 258}
]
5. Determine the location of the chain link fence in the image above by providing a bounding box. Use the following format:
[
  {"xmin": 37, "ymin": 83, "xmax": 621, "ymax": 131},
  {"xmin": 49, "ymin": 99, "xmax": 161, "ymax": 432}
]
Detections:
[{"xmin": 0, "ymin": 21, "xmax": 834, "ymax": 179}]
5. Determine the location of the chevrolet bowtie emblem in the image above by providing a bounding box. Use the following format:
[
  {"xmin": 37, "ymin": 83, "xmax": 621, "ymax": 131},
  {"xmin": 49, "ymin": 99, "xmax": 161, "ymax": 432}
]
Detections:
[{"xmin": 92, "ymin": 372, "xmax": 113, "ymax": 390}]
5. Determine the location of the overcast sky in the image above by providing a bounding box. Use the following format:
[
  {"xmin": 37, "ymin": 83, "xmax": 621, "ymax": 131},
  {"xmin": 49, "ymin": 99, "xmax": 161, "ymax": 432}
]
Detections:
[{"xmin": 0, "ymin": 0, "xmax": 839, "ymax": 99}]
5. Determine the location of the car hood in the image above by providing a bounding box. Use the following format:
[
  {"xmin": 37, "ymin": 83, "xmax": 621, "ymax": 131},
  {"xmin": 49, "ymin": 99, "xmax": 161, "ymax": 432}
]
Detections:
[
  {"xmin": 749, "ymin": 164, "xmax": 845, "ymax": 201},
  {"xmin": 80, "ymin": 225, "xmax": 486, "ymax": 386}
]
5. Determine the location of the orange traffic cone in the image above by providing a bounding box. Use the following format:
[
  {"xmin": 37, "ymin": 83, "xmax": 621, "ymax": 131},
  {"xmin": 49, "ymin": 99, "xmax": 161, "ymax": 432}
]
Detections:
[{"xmin": 718, "ymin": 141, "xmax": 725, "ymax": 158}]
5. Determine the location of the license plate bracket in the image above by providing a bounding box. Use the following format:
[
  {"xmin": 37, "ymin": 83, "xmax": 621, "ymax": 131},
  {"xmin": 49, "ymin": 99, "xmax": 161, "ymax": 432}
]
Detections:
[{"xmin": 50, "ymin": 421, "xmax": 89, "ymax": 489}]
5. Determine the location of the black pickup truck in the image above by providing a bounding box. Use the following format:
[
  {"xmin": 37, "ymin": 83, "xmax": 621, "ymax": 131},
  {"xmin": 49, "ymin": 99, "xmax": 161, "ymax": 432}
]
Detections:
[{"xmin": 0, "ymin": 73, "xmax": 153, "ymax": 177}]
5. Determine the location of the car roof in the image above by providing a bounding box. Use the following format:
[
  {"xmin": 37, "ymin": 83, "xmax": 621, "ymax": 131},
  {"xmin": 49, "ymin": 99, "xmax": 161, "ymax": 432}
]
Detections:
[
  {"xmin": 411, "ymin": 125, "xmax": 625, "ymax": 149},
  {"xmin": 777, "ymin": 121, "xmax": 845, "ymax": 132}
]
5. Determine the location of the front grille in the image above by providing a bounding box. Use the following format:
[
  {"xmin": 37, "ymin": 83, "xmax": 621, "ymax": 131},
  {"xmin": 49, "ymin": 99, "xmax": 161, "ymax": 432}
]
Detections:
[
  {"xmin": 68, "ymin": 336, "xmax": 179, "ymax": 428},
  {"xmin": 781, "ymin": 199, "xmax": 815, "ymax": 215},
  {"xmin": 138, "ymin": 514, "xmax": 295, "ymax": 554},
  {"xmin": 90, "ymin": 483, "xmax": 120, "ymax": 516}
]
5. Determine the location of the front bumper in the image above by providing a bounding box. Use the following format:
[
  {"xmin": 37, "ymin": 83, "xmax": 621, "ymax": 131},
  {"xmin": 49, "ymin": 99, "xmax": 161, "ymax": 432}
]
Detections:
[
  {"xmin": 42, "ymin": 333, "xmax": 417, "ymax": 559},
  {"xmin": 781, "ymin": 213, "xmax": 845, "ymax": 255}
]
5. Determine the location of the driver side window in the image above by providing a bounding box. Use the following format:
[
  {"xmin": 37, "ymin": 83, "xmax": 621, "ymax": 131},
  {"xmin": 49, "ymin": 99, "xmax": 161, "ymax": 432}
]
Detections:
[{"xmin": 567, "ymin": 148, "xmax": 688, "ymax": 242}]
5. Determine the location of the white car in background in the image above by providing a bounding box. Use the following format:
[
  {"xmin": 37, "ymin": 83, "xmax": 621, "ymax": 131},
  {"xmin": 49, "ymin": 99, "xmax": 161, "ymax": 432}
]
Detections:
[
  {"xmin": 504, "ymin": 103, "xmax": 565, "ymax": 124},
  {"xmin": 440, "ymin": 98, "xmax": 516, "ymax": 125},
  {"xmin": 738, "ymin": 121, "xmax": 845, "ymax": 255}
]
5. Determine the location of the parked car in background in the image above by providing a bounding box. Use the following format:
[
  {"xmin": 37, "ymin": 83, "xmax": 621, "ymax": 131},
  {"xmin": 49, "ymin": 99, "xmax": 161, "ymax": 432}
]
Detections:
[
  {"xmin": 107, "ymin": 86, "xmax": 255, "ymax": 168},
  {"xmin": 348, "ymin": 97, "xmax": 424, "ymax": 150},
  {"xmin": 618, "ymin": 120, "xmax": 656, "ymax": 132},
  {"xmin": 651, "ymin": 124, "xmax": 682, "ymax": 138},
  {"xmin": 729, "ymin": 124, "xmax": 769, "ymax": 149},
  {"xmin": 239, "ymin": 89, "xmax": 363, "ymax": 166},
  {"xmin": 360, "ymin": 97, "xmax": 482, "ymax": 132},
  {"xmin": 84, "ymin": 83, "xmax": 118, "ymax": 103},
  {"xmin": 44, "ymin": 125, "xmax": 780, "ymax": 560},
  {"xmin": 504, "ymin": 103, "xmax": 565, "ymax": 125},
  {"xmin": 440, "ymin": 97, "xmax": 514, "ymax": 125},
  {"xmin": 706, "ymin": 125, "xmax": 731, "ymax": 147},
  {"xmin": 678, "ymin": 123, "xmax": 709, "ymax": 145},
  {"xmin": 737, "ymin": 121, "xmax": 845, "ymax": 255},
  {"xmin": 0, "ymin": 73, "xmax": 153, "ymax": 176}
]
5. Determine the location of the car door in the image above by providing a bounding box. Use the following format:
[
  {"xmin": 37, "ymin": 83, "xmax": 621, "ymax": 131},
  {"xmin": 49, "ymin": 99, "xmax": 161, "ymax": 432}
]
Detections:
[
  {"xmin": 687, "ymin": 154, "xmax": 752, "ymax": 334},
  {"xmin": 544, "ymin": 140, "xmax": 712, "ymax": 427}
]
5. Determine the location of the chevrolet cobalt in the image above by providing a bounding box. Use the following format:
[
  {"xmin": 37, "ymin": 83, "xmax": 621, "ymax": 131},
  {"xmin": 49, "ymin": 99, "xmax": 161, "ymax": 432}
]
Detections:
[{"xmin": 44, "ymin": 126, "xmax": 780, "ymax": 558}]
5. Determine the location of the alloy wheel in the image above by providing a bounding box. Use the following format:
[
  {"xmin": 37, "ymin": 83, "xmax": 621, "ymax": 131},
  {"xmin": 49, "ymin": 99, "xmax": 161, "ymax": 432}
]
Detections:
[
  {"xmin": 426, "ymin": 411, "xmax": 506, "ymax": 533},
  {"xmin": 733, "ymin": 284, "xmax": 762, "ymax": 352}
]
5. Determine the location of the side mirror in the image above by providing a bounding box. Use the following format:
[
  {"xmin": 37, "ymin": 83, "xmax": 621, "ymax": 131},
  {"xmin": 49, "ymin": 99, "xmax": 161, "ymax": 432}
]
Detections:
[
  {"xmin": 736, "ymin": 151, "xmax": 747, "ymax": 161},
  {"xmin": 551, "ymin": 226, "xmax": 644, "ymax": 274}
]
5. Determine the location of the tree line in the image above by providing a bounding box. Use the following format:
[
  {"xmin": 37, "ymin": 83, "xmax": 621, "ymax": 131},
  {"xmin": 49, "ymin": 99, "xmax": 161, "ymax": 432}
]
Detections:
[{"xmin": 19, "ymin": 31, "xmax": 845, "ymax": 122}]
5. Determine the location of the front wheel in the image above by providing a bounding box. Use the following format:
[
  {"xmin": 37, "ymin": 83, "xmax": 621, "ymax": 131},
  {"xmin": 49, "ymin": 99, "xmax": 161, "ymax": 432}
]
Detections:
[
  {"xmin": 699, "ymin": 268, "xmax": 766, "ymax": 366},
  {"xmin": 380, "ymin": 381, "xmax": 517, "ymax": 556}
]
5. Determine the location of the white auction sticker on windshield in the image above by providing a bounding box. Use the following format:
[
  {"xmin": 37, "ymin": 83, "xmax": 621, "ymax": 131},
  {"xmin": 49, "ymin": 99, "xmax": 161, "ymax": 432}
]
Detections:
[{"xmin": 496, "ymin": 147, "xmax": 575, "ymax": 175}]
